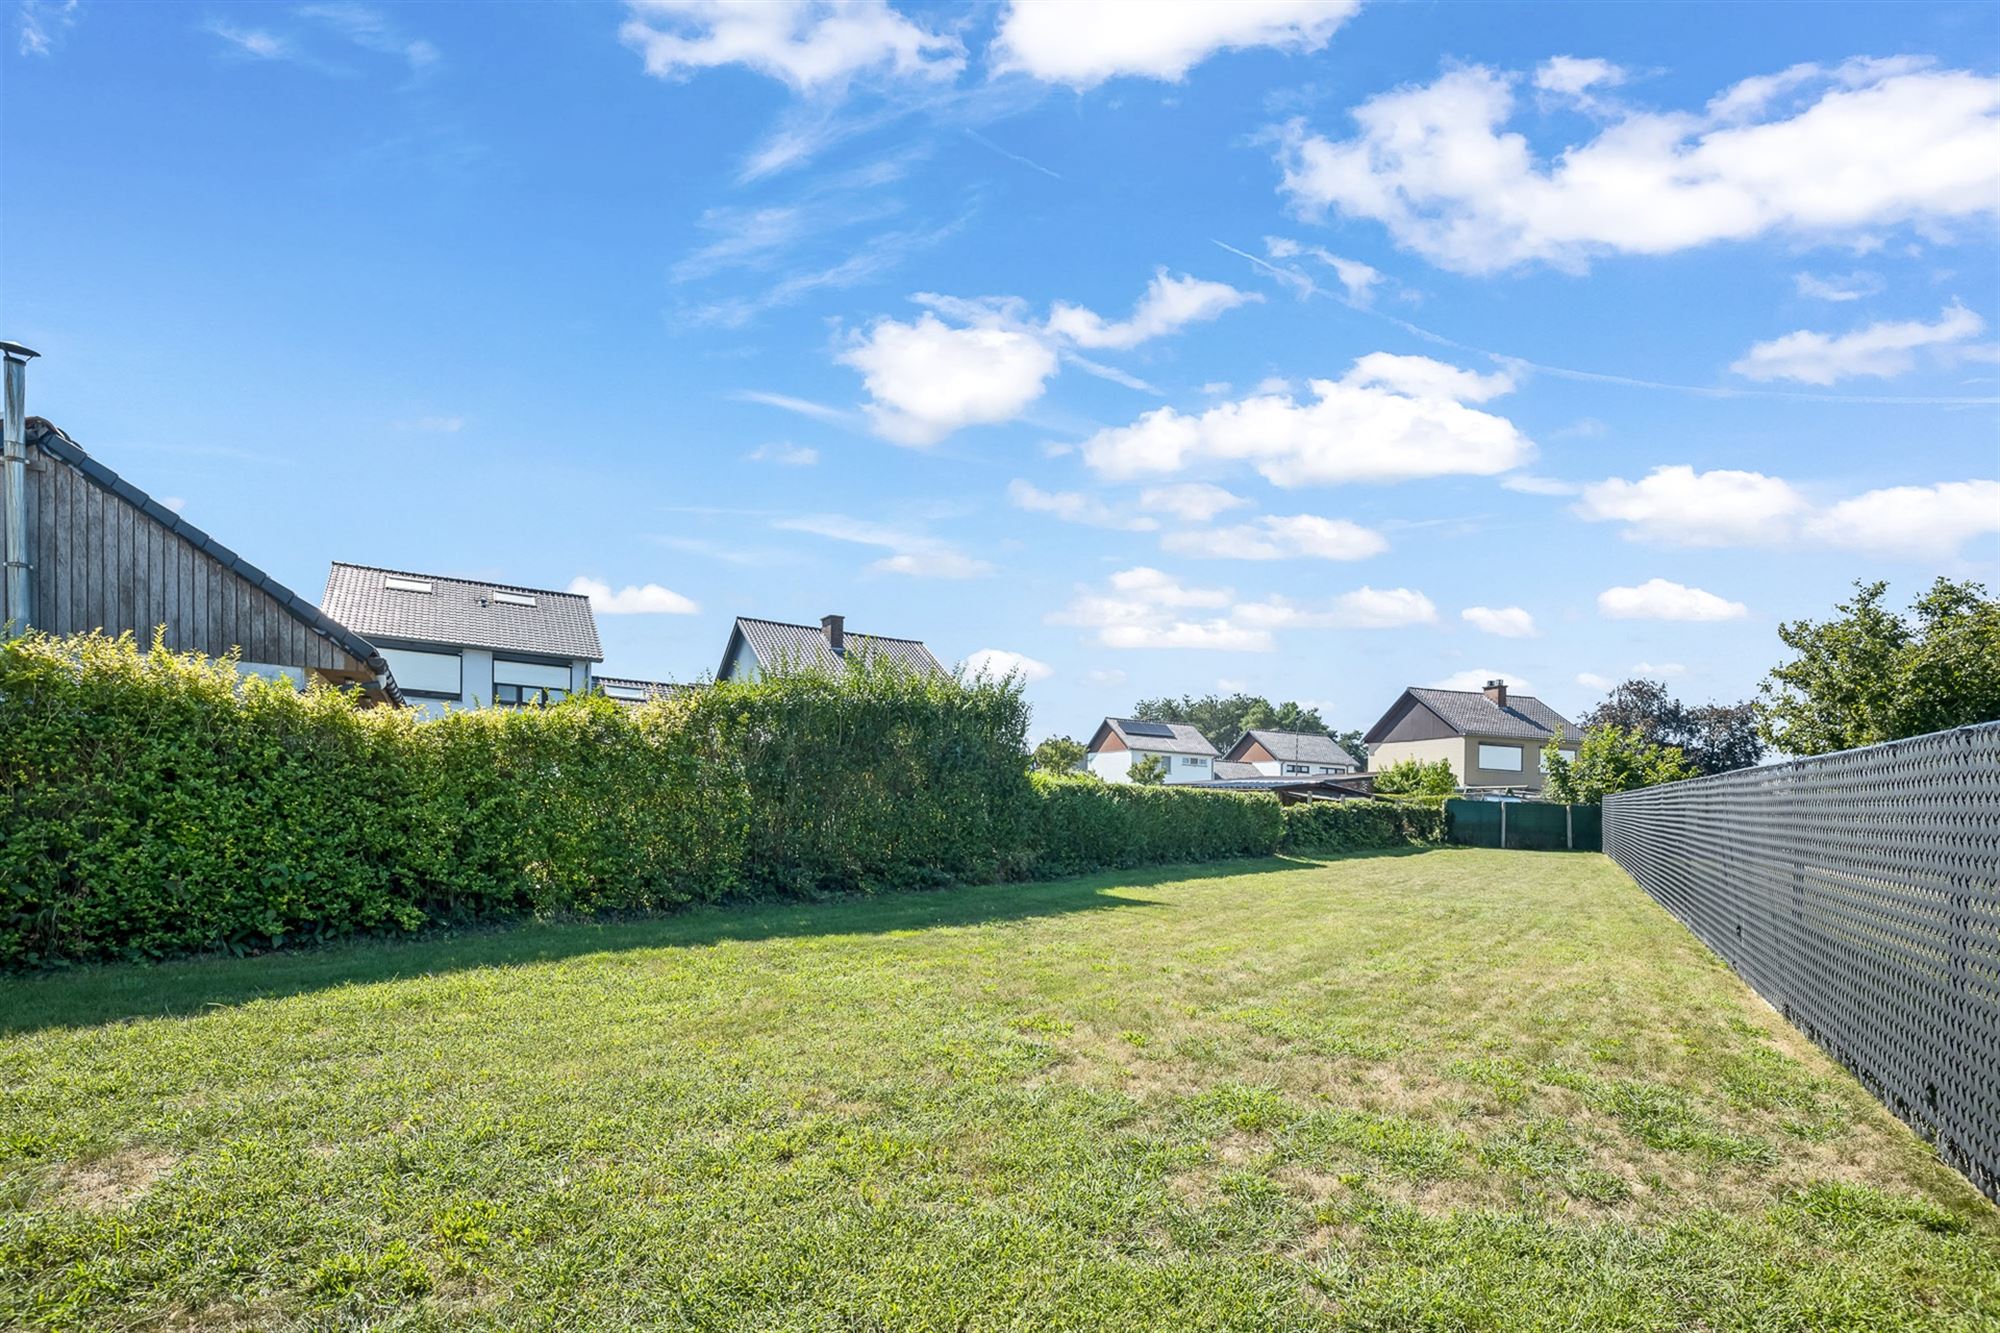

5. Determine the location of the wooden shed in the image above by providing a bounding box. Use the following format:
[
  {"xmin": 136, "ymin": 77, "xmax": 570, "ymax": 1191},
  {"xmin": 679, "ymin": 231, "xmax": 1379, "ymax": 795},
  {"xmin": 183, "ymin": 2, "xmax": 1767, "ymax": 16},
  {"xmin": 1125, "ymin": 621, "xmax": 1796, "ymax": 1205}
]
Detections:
[{"xmin": 12, "ymin": 417, "xmax": 402, "ymax": 704}]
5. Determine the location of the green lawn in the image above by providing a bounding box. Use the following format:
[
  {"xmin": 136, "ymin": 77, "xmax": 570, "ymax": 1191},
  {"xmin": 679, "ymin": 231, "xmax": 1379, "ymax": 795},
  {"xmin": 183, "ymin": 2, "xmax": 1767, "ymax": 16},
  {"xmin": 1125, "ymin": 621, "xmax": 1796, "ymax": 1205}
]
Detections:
[{"xmin": 3, "ymin": 849, "xmax": 1995, "ymax": 1331}]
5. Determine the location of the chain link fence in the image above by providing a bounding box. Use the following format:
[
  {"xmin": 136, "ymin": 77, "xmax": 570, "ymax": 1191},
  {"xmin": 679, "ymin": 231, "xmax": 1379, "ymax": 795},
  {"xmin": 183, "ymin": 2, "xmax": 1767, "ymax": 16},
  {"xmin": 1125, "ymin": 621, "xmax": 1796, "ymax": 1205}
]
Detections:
[{"xmin": 1605, "ymin": 721, "xmax": 2000, "ymax": 1200}]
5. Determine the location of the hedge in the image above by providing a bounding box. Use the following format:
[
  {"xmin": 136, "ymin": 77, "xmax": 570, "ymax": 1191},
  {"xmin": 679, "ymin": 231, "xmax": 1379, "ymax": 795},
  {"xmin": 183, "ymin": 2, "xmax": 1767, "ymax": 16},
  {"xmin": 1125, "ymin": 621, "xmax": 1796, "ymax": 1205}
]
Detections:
[
  {"xmin": 1280, "ymin": 797, "xmax": 1445, "ymax": 853},
  {"xmin": 0, "ymin": 632, "xmax": 1438, "ymax": 968}
]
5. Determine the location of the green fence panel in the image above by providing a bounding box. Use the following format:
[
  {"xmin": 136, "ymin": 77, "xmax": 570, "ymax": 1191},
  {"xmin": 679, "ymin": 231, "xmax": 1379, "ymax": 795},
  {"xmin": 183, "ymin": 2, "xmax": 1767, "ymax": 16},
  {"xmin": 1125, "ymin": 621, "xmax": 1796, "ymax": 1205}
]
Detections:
[
  {"xmin": 1445, "ymin": 799, "xmax": 1601, "ymax": 851},
  {"xmin": 1445, "ymin": 799, "xmax": 1501, "ymax": 848}
]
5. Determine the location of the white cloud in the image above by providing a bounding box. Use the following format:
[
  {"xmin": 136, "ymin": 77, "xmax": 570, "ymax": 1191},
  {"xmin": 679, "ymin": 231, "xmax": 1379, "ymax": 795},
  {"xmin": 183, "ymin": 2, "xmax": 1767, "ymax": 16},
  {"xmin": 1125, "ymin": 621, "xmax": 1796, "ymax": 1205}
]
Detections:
[
  {"xmin": 963, "ymin": 648, "xmax": 1053, "ymax": 682},
  {"xmin": 18, "ymin": 0, "xmax": 77, "ymax": 56},
  {"xmin": 1575, "ymin": 465, "xmax": 1810, "ymax": 546},
  {"xmin": 299, "ymin": 3, "xmax": 439, "ymax": 71},
  {"xmin": 1730, "ymin": 303, "xmax": 1985, "ymax": 384},
  {"xmin": 1276, "ymin": 59, "xmax": 2000, "ymax": 273},
  {"xmin": 1052, "ymin": 568, "xmax": 1435, "ymax": 651},
  {"xmin": 160, "ymin": 496, "xmax": 187, "ymax": 515},
  {"xmin": 1263, "ymin": 236, "xmax": 1383, "ymax": 305},
  {"xmin": 843, "ymin": 273, "xmax": 1251, "ymax": 445},
  {"xmin": 1793, "ymin": 270, "xmax": 1883, "ymax": 301},
  {"xmin": 619, "ymin": 0, "xmax": 962, "ymax": 92},
  {"xmin": 776, "ymin": 513, "xmax": 995, "ymax": 578},
  {"xmin": 1633, "ymin": 661, "xmax": 1688, "ymax": 677},
  {"xmin": 206, "ymin": 19, "xmax": 295, "ymax": 60},
  {"xmin": 991, "ymin": 0, "xmax": 1358, "ymax": 88},
  {"xmin": 748, "ymin": 442, "xmax": 820, "ymax": 465},
  {"xmin": 1805, "ymin": 480, "xmax": 2000, "ymax": 559},
  {"xmin": 567, "ymin": 576, "xmax": 699, "ymax": 615},
  {"xmin": 1577, "ymin": 466, "xmax": 2000, "ymax": 559},
  {"xmin": 840, "ymin": 313, "xmax": 1059, "ymax": 446},
  {"xmin": 1431, "ymin": 668, "xmax": 1536, "ymax": 694},
  {"xmin": 1137, "ymin": 482, "xmax": 1249, "ymax": 523},
  {"xmin": 1007, "ymin": 479, "xmax": 1158, "ymax": 530},
  {"xmin": 1080, "ymin": 353, "xmax": 1532, "ymax": 486},
  {"xmin": 1045, "ymin": 270, "xmax": 1258, "ymax": 350},
  {"xmin": 1598, "ymin": 578, "xmax": 1748, "ymax": 622},
  {"xmin": 1085, "ymin": 667, "xmax": 1127, "ymax": 685},
  {"xmin": 1534, "ymin": 55, "xmax": 1625, "ymax": 97},
  {"xmin": 1461, "ymin": 605, "xmax": 1538, "ymax": 638},
  {"xmin": 1575, "ymin": 671, "xmax": 1612, "ymax": 690},
  {"xmin": 1161, "ymin": 514, "xmax": 1387, "ymax": 561}
]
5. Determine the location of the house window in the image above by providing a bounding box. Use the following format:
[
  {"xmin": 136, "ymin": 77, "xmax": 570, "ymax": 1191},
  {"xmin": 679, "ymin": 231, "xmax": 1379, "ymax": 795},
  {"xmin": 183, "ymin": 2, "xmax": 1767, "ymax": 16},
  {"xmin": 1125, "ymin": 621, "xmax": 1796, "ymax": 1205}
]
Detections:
[
  {"xmin": 1183, "ymin": 756, "xmax": 1208, "ymax": 768},
  {"xmin": 1284, "ymin": 763, "xmax": 1311, "ymax": 774},
  {"xmin": 1478, "ymin": 743, "xmax": 1524, "ymax": 772},
  {"xmin": 494, "ymin": 683, "xmax": 569, "ymax": 707},
  {"xmin": 1318, "ymin": 766, "xmax": 1341, "ymax": 774},
  {"xmin": 383, "ymin": 575, "xmax": 433, "ymax": 593},
  {"xmin": 1540, "ymin": 748, "xmax": 1578, "ymax": 773}
]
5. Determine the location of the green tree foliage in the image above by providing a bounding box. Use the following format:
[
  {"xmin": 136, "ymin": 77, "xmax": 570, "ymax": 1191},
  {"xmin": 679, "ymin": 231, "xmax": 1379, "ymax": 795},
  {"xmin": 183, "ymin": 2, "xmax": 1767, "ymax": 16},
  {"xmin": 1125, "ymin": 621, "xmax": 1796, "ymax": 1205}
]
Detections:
[
  {"xmin": 1030, "ymin": 735, "xmax": 1087, "ymax": 774},
  {"xmin": 1583, "ymin": 678, "xmax": 1763, "ymax": 775},
  {"xmin": 1759, "ymin": 578, "xmax": 2000, "ymax": 755},
  {"xmin": 1280, "ymin": 799, "xmax": 1443, "ymax": 851},
  {"xmin": 1541, "ymin": 727, "xmax": 1699, "ymax": 804},
  {"xmin": 1371, "ymin": 758, "xmax": 1459, "ymax": 797},
  {"xmin": 1128, "ymin": 754, "xmax": 1168, "ymax": 785},
  {"xmin": 1131, "ymin": 692, "xmax": 1329, "ymax": 753},
  {"xmin": 1332, "ymin": 728, "xmax": 1369, "ymax": 769}
]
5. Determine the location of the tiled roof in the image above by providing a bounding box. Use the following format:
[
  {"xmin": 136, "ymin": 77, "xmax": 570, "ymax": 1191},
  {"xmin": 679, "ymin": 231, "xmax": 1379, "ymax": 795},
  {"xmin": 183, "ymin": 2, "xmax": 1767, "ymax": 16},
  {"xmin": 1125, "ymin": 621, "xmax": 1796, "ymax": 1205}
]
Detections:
[
  {"xmin": 725, "ymin": 616, "xmax": 946, "ymax": 678},
  {"xmin": 1213, "ymin": 760, "xmax": 1263, "ymax": 780},
  {"xmin": 1403, "ymin": 687, "xmax": 1581, "ymax": 743},
  {"xmin": 1104, "ymin": 718, "xmax": 1220, "ymax": 757},
  {"xmin": 595, "ymin": 676, "xmax": 694, "ymax": 704},
  {"xmin": 322, "ymin": 562, "xmax": 603, "ymax": 661},
  {"xmin": 28, "ymin": 421, "xmax": 404, "ymax": 707},
  {"xmin": 1236, "ymin": 729, "xmax": 1358, "ymax": 767}
]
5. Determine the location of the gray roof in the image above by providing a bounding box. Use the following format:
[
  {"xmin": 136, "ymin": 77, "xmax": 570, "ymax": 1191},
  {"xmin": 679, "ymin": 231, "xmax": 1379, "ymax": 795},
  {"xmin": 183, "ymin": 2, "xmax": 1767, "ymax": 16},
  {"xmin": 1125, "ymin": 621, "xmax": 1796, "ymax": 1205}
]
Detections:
[
  {"xmin": 595, "ymin": 676, "xmax": 694, "ymax": 704},
  {"xmin": 1099, "ymin": 717, "xmax": 1220, "ymax": 758},
  {"xmin": 322, "ymin": 562, "xmax": 603, "ymax": 662},
  {"xmin": 28, "ymin": 420, "xmax": 404, "ymax": 707},
  {"xmin": 1232, "ymin": 729, "xmax": 1358, "ymax": 768},
  {"xmin": 1400, "ymin": 687, "xmax": 1580, "ymax": 744},
  {"xmin": 721, "ymin": 616, "xmax": 946, "ymax": 678},
  {"xmin": 1213, "ymin": 760, "xmax": 1263, "ymax": 780}
]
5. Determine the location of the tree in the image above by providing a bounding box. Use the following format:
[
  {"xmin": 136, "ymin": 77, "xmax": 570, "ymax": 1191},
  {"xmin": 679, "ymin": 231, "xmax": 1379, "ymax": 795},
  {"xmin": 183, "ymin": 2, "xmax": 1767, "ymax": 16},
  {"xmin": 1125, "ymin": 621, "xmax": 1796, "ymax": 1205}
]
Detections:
[
  {"xmin": 1031, "ymin": 735, "xmax": 1087, "ymax": 774},
  {"xmin": 1371, "ymin": 758, "xmax": 1458, "ymax": 797},
  {"xmin": 1129, "ymin": 754, "xmax": 1167, "ymax": 785},
  {"xmin": 1582, "ymin": 678, "xmax": 1763, "ymax": 776},
  {"xmin": 1131, "ymin": 692, "xmax": 1330, "ymax": 753},
  {"xmin": 1332, "ymin": 728, "xmax": 1369, "ymax": 770},
  {"xmin": 1759, "ymin": 578, "xmax": 2000, "ymax": 755},
  {"xmin": 1541, "ymin": 727, "xmax": 1698, "ymax": 804}
]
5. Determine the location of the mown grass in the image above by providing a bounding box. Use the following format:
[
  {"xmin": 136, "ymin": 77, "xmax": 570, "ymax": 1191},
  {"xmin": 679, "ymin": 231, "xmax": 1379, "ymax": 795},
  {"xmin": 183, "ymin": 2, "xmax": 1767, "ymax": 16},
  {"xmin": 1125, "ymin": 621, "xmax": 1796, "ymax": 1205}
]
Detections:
[{"xmin": 2, "ymin": 848, "xmax": 1995, "ymax": 1330}]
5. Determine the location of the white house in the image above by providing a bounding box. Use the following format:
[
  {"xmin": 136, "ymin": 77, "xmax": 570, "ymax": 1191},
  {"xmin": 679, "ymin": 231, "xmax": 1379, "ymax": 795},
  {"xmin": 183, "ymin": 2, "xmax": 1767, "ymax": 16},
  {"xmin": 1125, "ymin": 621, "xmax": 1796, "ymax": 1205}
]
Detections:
[
  {"xmin": 1220, "ymin": 729, "xmax": 1360, "ymax": 777},
  {"xmin": 1084, "ymin": 717, "xmax": 1220, "ymax": 784},
  {"xmin": 320, "ymin": 562, "xmax": 602, "ymax": 718}
]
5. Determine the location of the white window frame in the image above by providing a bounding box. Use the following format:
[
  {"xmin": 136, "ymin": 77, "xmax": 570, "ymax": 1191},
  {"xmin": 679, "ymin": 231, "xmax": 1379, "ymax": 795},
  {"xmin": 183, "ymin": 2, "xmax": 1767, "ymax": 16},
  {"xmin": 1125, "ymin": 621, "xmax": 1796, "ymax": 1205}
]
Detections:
[
  {"xmin": 1182, "ymin": 756, "xmax": 1209, "ymax": 768},
  {"xmin": 1477, "ymin": 743, "xmax": 1524, "ymax": 772}
]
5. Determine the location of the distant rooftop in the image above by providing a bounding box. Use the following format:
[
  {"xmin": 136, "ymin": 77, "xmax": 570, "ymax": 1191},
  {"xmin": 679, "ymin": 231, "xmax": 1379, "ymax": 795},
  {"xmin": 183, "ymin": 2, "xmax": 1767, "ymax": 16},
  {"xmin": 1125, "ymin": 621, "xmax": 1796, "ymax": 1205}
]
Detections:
[
  {"xmin": 720, "ymin": 615, "xmax": 946, "ymax": 679},
  {"xmin": 322, "ymin": 562, "xmax": 603, "ymax": 662}
]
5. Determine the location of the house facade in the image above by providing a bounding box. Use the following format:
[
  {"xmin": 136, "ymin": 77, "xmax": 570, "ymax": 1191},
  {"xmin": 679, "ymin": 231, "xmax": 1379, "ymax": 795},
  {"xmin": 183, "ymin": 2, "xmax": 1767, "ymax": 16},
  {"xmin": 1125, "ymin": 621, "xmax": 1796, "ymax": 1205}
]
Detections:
[
  {"xmin": 716, "ymin": 613, "xmax": 946, "ymax": 682},
  {"xmin": 1363, "ymin": 680, "xmax": 1580, "ymax": 793},
  {"xmin": 1085, "ymin": 717, "xmax": 1220, "ymax": 784},
  {"xmin": 6, "ymin": 405, "xmax": 401, "ymax": 704},
  {"xmin": 320, "ymin": 562, "xmax": 601, "ymax": 718},
  {"xmin": 1222, "ymin": 729, "xmax": 1359, "ymax": 777}
]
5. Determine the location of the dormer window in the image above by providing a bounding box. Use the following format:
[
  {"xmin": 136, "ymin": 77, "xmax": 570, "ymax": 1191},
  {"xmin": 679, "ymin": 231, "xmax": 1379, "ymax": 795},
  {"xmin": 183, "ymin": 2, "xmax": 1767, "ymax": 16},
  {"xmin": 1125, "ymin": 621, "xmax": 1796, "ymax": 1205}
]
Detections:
[
  {"xmin": 383, "ymin": 575, "xmax": 433, "ymax": 593},
  {"xmin": 491, "ymin": 590, "xmax": 536, "ymax": 607}
]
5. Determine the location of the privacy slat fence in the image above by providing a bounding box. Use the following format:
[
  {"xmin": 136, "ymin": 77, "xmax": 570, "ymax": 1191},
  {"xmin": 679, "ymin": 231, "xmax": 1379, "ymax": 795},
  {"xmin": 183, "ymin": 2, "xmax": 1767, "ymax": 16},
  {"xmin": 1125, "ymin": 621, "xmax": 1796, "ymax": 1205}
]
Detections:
[
  {"xmin": 1605, "ymin": 721, "xmax": 2000, "ymax": 1201},
  {"xmin": 1446, "ymin": 799, "xmax": 1601, "ymax": 851}
]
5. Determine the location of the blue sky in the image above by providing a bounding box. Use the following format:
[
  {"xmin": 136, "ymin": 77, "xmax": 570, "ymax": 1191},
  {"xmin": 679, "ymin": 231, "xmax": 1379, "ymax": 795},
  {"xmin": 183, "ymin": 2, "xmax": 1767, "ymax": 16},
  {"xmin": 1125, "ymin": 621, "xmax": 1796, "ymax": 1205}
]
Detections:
[{"xmin": 8, "ymin": 0, "xmax": 1998, "ymax": 741}]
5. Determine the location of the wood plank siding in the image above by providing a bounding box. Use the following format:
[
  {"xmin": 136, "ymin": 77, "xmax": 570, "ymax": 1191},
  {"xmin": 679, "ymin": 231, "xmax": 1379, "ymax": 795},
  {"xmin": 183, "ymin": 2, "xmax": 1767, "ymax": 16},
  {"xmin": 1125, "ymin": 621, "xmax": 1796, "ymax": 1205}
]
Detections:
[{"xmin": 23, "ymin": 430, "xmax": 379, "ymax": 684}]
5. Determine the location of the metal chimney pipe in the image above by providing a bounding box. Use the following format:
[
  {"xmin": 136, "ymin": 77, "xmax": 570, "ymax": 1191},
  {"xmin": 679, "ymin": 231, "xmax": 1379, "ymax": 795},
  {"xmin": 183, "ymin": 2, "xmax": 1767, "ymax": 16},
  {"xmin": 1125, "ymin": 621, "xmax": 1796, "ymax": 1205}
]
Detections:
[{"xmin": 0, "ymin": 342, "xmax": 38, "ymax": 635}]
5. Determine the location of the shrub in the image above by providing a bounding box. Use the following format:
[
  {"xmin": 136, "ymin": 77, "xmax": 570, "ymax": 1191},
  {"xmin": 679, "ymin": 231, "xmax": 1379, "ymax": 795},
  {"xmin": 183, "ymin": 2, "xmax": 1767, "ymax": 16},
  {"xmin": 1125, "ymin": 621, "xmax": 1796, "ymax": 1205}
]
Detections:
[
  {"xmin": 1280, "ymin": 799, "xmax": 1445, "ymax": 853},
  {"xmin": 1371, "ymin": 758, "xmax": 1459, "ymax": 797},
  {"xmin": 1026, "ymin": 774, "xmax": 1285, "ymax": 876}
]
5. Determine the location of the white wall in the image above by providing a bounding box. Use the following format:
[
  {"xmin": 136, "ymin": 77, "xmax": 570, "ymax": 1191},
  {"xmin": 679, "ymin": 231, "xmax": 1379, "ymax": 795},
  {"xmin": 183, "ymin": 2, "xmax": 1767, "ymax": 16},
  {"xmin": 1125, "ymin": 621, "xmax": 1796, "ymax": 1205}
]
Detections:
[
  {"xmin": 1163, "ymin": 752, "xmax": 1213, "ymax": 784},
  {"xmin": 1087, "ymin": 748, "xmax": 1132, "ymax": 782}
]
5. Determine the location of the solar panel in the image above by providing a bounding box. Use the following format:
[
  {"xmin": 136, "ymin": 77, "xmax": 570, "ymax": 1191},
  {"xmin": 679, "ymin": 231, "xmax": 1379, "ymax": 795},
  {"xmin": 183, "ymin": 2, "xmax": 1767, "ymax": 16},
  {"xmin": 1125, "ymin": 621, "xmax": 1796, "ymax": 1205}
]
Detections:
[{"xmin": 1122, "ymin": 720, "xmax": 1176, "ymax": 738}]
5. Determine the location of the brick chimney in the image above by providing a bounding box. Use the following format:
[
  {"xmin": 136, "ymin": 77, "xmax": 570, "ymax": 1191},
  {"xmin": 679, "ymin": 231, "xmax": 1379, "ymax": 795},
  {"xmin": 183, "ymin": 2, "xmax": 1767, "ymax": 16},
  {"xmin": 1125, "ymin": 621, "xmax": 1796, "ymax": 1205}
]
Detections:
[
  {"xmin": 1484, "ymin": 679, "xmax": 1507, "ymax": 708},
  {"xmin": 821, "ymin": 613, "xmax": 845, "ymax": 657}
]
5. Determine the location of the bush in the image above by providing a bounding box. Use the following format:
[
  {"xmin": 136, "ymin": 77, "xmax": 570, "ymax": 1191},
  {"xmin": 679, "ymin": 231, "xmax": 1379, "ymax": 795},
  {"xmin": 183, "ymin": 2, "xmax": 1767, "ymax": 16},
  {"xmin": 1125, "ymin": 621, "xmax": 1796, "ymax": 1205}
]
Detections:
[
  {"xmin": 1371, "ymin": 757, "xmax": 1459, "ymax": 797},
  {"xmin": 1027, "ymin": 774, "xmax": 1285, "ymax": 876},
  {"xmin": 0, "ymin": 631, "xmax": 1438, "ymax": 968},
  {"xmin": 1280, "ymin": 799, "xmax": 1445, "ymax": 853}
]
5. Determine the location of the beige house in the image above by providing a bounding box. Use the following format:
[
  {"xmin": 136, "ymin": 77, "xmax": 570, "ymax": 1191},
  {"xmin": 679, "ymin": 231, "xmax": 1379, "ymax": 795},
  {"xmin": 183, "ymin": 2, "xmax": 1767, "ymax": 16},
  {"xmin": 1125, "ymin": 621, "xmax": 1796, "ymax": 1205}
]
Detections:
[{"xmin": 1363, "ymin": 680, "xmax": 1580, "ymax": 793}]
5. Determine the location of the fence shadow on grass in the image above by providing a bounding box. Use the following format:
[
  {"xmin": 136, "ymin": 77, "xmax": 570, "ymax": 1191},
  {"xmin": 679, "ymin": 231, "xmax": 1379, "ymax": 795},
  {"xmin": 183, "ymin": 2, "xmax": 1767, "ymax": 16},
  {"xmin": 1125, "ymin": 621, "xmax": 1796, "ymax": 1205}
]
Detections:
[{"xmin": 0, "ymin": 855, "xmax": 1330, "ymax": 1036}]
